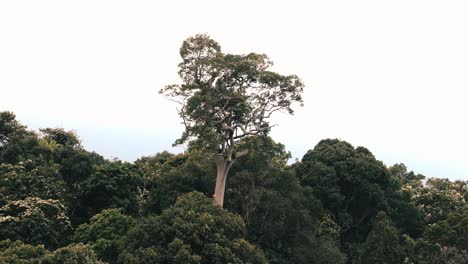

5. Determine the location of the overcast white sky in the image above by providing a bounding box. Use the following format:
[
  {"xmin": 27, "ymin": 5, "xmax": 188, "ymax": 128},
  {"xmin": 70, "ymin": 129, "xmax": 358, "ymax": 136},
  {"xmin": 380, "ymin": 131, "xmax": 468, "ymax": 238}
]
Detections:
[{"xmin": 1, "ymin": 1, "xmax": 467, "ymax": 180}]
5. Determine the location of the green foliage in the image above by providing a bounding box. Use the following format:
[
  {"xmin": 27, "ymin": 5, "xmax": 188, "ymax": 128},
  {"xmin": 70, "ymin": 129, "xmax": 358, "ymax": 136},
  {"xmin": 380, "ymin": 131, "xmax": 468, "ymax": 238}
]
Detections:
[
  {"xmin": 410, "ymin": 178, "xmax": 467, "ymax": 225},
  {"xmin": 53, "ymin": 146, "xmax": 105, "ymax": 224},
  {"xmin": 292, "ymin": 215, "xmax": 347, "ymax": 264},
  {"xmin": 134, "ymin": 151, "xmax": 175, "ymax": 179},
  {"xmin": 56, "ymin": 146, "xmax": 102, "ymax": 188},
  {"xmin": 42, "ymin": 243, "xmax": 105, "ymax": 264},
  {"xmin": 1, "ymin": 111, "xmax": 467, "ymax": 264},
  {"xmin": 295, "ymin": 159, "xmax": 342, "ymax": 214},
  {"xmin": 412, "ymin": 239, "xmax": 468, "ymax": 264},
  {"xmin": 0, "ymin": 240, "xmax": 48, "ymax": 264},
  {"xmin": 76, "ymin": 161, "xmax": 143, "ymax": 219},
  {"xmin": 0, "ymin": 128, "xmax": 40, "ymax": 165},
  {"xmin": 360, "ymin": 211, "xmax": 406, "ymax": 264},
  {"xmin": 238, "ymin": 170, "xmax": 317, "ymax": 263},
  {"xmin": 0, "ymin": 242, "xmax": 104, "ymax": 264},
  {"xmin": 386, "ymin": 189, "xmax": 424, "ymax": 238},
  {"xmin": 75, "ymin": 209, "xmax": 135, "ymax": 263},
  {"xmin": 422, "ymin": 212, "xmax": 468, "ymax": 250},
  {"xmin": 120, "ymin": 192, "xmax": 267, "ymax": 264},
  {"xmin": 161, "ymin": 34, "xmax": 303, "ymax": 152},
  {"xmin": 388, "ymin": 163, "xmax": 425, "ymax": 188},
  {"xmin": 297, "ymin": 139, "xmax": 392, "ymax": 244},
  {"xmin": 39, "ymin": 128, "xmax": 80, "ymax": 147},
  {"xmin": 0, "ymin": 112, "xmax": 28, "ymax": 147},
  {"xmin": 0, "ymin": 197, "xmax": 72, "ymax": 249},
  {"xmin": 141, "ymin": 152, "xmax": 214, "ymax": 215},
  {"xmin": 225, "ymin": 137, "xmax": 344, "ymax": 264},
  {"xmin": 386, "ymin": 164, "xmax": 426, "ymax": 237},
  {"xmin": 0, "ymin": 162, "xmax": 69, "ymax": 207},
  {"xmin": 161, "ymin": 34, "xmax": 304, "ymax": 207}
]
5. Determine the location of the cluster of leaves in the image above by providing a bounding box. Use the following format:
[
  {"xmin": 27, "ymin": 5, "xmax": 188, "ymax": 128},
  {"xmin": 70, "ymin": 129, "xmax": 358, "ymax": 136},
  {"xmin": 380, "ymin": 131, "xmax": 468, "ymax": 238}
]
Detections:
[
  {"xmin": 0, "ymin": 240, "xmax": 103, "ymax": 264},
  {"xmin": 119, "ymin": 192, "xmax": 267, "ymax": 264},
  {"xmin": 1, "ymin": 111, "xmax": 467, "ymax": 264}
]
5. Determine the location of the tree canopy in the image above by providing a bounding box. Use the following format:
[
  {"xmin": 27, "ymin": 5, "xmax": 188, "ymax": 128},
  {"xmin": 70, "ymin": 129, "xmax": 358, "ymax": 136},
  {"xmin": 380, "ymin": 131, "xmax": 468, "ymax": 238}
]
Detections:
[{"xmin": 161, "ymin": 34, "xmax": 304, "ymax": 207}]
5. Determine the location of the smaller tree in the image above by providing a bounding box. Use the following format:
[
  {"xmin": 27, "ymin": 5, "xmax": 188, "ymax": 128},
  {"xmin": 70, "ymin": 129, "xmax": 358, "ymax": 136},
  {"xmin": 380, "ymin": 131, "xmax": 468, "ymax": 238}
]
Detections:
[
  {"xmin": 76, "ymin": 161, "xmax": 143, "ymax": 220},
  {"xmin": 0, "ymin": 197, "xmax": 73, "ymax": 249},
  {"xmin": 291, "ymin": 214, "xmax": 347, "ymax": 264},
  {"xmin": 422, "ymin": 212, "xmax": 468, "ymax": 250},
  {"xmin": 388, "ymin": 163, "xmax": 425, "ymax": 187},
  {"xmin": 140, "ymin": 152, "xmax": 214, "ymax": 215},
  {"xmin": 411, "ymin": 178, "xmax": 466, "ymax": 225},
  {"xmin": 134, "ymin": 151, "xmax": 175, "ymax": 179},
  {"xmin": 413, "ymin": 239, "xmax": 468, "ymax": 264},
  {"xmin": 360, "ymin": 211, "xmax": 406, "ymax": 264},
  {"xmin": 298, "ymin": 139, "xmax": 393, "ymax": 244},
  {"xmin": 0, "ymin": 112, "xmax": 27, "ymax": 147},
  {"xmin": 0, "ymin": 240, "xmax": 49, "ymax": 264},
  {"xmin": 119, "ymin": 192, "xmax": 267, "ymax": 264},
  {"xmin": 75, "ymin": 209, "xmax": 135, "ymax": 263},
  {"xmin": 0, "ymin": 113, "xmax": 39, "ymax": 165},
  {"xmin": 42, "ymin": 243, "xmax": 105, "ymax": 264},
  {"xmin": 161, "ymin": 34, "xmax": 304, "ymax": 207},
  {"xmin": 39, "ymin": 128, "xmax": 81, "ymax": 148},
  {"xmin": 0, "ymin": 162, "xmax": 69, "ymax": 207}
]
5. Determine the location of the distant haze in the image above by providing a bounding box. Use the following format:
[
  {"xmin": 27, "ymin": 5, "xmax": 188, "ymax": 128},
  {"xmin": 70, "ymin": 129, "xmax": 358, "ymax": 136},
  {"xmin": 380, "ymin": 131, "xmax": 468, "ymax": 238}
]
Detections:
[{"xmin": 1, "ymin": 1, "xmax": 467, "ymax": 180}]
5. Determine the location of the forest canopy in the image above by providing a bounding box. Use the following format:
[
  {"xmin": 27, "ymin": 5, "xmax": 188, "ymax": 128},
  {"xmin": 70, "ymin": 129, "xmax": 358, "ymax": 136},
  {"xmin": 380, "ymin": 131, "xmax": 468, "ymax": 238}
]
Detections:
[{"xmin": 1, "ymin": 110, "xmax": 467, "ymax": 264}]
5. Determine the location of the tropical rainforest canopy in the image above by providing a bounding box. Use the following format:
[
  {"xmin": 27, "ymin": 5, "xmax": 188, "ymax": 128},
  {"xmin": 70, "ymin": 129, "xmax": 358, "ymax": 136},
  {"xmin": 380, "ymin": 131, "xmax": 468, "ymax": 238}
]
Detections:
[
  {"xmin": 0, "ymin": 35, "xmax": 467, "ymax": 263},
  {"xmin": 1, "ymin": 111, "xmax": 467, "ymax": 264}
]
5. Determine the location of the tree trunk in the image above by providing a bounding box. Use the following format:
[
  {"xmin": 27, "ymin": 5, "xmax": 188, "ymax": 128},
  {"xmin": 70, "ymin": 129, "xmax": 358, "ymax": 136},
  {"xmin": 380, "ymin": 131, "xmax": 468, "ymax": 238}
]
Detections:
[{"xmin": 213, "ymin": 158, "xmax": 231, "ymax": 207}]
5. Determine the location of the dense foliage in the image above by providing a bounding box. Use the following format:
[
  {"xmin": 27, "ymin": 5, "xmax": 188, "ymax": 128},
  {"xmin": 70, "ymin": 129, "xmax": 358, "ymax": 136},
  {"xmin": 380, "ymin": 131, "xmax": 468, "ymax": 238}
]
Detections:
[{"xmin": 1, "ymin": 111, "xmax": 467, "ymax": 263}]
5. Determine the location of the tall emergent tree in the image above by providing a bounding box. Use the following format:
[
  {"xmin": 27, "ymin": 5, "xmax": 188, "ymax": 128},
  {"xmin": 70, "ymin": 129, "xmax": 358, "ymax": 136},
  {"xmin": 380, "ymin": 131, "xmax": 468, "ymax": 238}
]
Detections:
[{"xmin": 161, "ymin": 34, "xmax": 304, "ymax": 206}]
